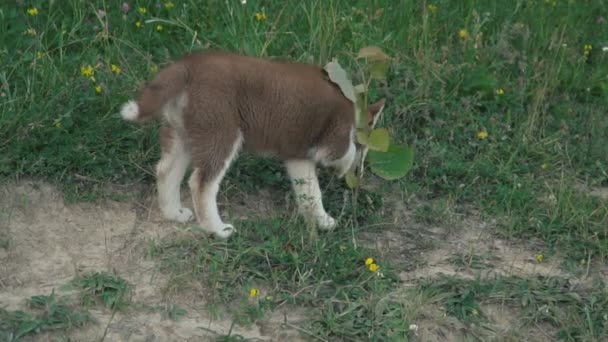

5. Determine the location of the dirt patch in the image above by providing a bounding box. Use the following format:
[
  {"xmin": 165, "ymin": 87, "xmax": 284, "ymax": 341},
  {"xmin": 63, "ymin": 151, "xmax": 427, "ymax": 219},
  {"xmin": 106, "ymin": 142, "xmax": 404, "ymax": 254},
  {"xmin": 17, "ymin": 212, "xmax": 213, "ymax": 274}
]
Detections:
[{"xmin": 0, "ymin": 180, "xmax": 305, "ymax": 341}]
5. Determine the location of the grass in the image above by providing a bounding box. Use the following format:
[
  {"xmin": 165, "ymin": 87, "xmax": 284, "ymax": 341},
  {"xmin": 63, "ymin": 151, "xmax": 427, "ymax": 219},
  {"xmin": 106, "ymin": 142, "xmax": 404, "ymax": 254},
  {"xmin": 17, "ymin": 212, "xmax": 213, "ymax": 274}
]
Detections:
[
  {"xmin": 0, "ymin": 291, "xmax": 92, "ymax": 341},
  {"xmin": 0, "ymin": 271, "xmax": 136, "ymax": 341},
  {"xmin": 1, "ymin": 0, "xmax": 607, "ymax": 340}
]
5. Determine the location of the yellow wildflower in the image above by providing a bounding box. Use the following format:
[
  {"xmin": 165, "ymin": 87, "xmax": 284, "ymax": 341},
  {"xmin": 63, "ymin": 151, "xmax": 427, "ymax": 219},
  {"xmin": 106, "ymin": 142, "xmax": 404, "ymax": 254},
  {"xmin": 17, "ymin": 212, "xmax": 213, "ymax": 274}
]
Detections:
[
  {"xmin": 138, "ymin": 7, "xmax": 147, "ymax": 15},
  {"xmin": 536, "ymin": 254, "xmax": 544, "ymax": 263},
  {"xmin": 477, "ymin": 131, "xmax": 488, "ymax": 139},
  {"xmin": 80, "ymin": 65, "xmax": 95, "ymax": 78},
  {"xmin": 365, "ymin": 257, "xmax": 374, "ymax": 266},
  {"xmin": 111, "ymin": 64, "xmax": 121, "ymax": 75},
  {"xmin": 95, "ymin": 85, "xmax": 102, "ymax": 94},
  {"xmin": 458, "ymin": 29, "xmax": 469, "ymax": 40},
  {"xmin": 249, "ymin": 288, "xmax": 259, "ymax": 297},
  {"xmin": 156, "ymin": 25, "xmax": 164, "ymax": 32},
  {"xmin": 135, "ymin": 21, "xmax": 143, "ymax": 28},
  {"xmin": 584, "ymin": 44, "xmax": 593, "ymax": 56},
  {"xmin": 164, "ymin": 1, "xmax": 175, "ymax": 9},
  {"xmin": 369, "ymin": 263, "xmax": 379, "ymax": 272},
  {"xmin": 255, "ymin": 12, "xmax": 267, "ymax": 21},
  {"xmin": 427, "ymin": 4, "xmax": 438, "ymax": 13},
  {"xmin": 495, "ymin": 88, "xmax": 505, "ymax": 95},
  {"xmin": 27, "ymin": 8, "xmax": 39, "ymax": 16}
]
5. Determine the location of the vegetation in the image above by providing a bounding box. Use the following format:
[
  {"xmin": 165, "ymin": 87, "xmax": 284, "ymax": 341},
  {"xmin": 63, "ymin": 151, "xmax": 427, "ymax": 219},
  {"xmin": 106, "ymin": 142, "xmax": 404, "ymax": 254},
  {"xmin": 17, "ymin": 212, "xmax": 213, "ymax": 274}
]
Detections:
[{"xmin": 1, "ymin": 0, "xmax": 607, "ymax": 340}]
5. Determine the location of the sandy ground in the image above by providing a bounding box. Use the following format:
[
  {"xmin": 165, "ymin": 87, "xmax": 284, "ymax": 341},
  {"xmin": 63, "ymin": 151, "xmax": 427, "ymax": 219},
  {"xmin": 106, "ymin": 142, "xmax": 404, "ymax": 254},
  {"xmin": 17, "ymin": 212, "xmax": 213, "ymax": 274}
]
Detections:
[
  {"xmin": 0, "ymin": 180, "xmax": 306, "ymax": 341},
  {"xmin": 1, "ymin": 179, "xmax": 603, "ymax": 341}
]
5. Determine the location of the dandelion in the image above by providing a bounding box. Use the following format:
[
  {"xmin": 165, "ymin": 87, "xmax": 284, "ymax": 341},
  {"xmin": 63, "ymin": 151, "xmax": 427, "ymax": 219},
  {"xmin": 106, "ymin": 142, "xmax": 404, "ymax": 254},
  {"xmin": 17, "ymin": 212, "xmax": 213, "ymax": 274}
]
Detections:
[
  {"xmin": 536, "ymin": 254, "xmax": 544, "ymax": 263},
  {"xmin": 95, "ymin": 85, "xmax": 102, "ymax": 94},
  {"xmin": 80, "ymin": 65, "xmax": 95, "ymax": 78},
  {"xmin": 122, "ymin": 2, "xmax": 130, "ymax": 12},
  {"xmin": 477, "ymin": 131, "xmax": 488, "ymax": 139},
  {"xmin": 365, "ymin": 257, "xmax": 374, "ymax": 266},
  {"xmin": 138, "ymin": 7, "xmax": 147, "ymax": 15},
  {"xmin": 369, "ymin": 263, "xmax": 379, "ymax": 272},
  {"xmin": 495, "ymin": 88, "xmax": 505, "ymax": 95},
  {"xmin": 156, "ymin": 25, "xmax": 164, "ymax": 32},
  {"xmin": 164, "ymin": 1, "xmax": 175, "ymax": 9},
  {"xmin": 255, "ymin": 12, "xmax": 267, "ymax": 21},
  {"xmin": 427, "ymin": 4, "xmax": 438, "ymax": 13},
  {"xmin": 249, "ymin": 288, "xmax": 259, "ymax": 297},
  {"xmin": 135, "ymin": 21, "xmax": 143, "ymax": 28},
  {"xmin": 458, "ymin": 29, "xmax": 469, "ymax": 40},
  {"xmin": 111, "ymin": 64, "xmax": 121, "ymax": 75},
  {"xmin": 27, "ymin": 7, "xmax": 39, "ymax": 16}
]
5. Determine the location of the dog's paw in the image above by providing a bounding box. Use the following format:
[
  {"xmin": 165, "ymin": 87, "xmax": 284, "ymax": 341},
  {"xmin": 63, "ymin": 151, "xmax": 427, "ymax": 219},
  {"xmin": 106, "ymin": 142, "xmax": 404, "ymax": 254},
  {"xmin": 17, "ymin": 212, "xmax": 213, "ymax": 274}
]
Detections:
[
  {"xmin": 317, "ymin": 215, "xmax": 337, "ymax": 231},
  {"xmin": 214, "ymin": 224, "xmax": 236, "ymax": 239},
  {"xmin": 164, "ymin": 207, "xmax": 194, "ymax": 223}
]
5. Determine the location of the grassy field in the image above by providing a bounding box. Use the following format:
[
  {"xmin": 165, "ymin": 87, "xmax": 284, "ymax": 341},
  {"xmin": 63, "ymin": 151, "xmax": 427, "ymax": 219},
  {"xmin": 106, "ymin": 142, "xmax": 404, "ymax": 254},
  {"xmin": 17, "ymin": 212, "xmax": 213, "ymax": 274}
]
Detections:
[{"xmin": 1, "ymin": 0, "xmax": 608, "ymax": 340}]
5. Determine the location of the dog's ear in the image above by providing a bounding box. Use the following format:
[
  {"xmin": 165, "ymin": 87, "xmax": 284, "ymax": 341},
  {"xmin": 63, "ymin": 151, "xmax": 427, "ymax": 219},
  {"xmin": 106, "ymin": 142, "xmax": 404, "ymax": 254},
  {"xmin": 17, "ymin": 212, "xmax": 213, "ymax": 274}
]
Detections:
[{"xmin": 367, "ymin": 98, "xmax": 386, "ymax": 128}]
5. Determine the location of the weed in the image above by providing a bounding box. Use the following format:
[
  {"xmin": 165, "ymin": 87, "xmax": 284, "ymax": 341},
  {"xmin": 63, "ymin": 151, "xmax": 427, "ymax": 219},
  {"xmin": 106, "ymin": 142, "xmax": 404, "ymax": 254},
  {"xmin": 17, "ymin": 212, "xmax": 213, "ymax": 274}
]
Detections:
[
  {"xmin": 72, "ymin": 271, "xmax": 132, "ymax": 311},
  {"xmin": 0, "ymin": 291, "xmax": 92, "ymax": 341}
]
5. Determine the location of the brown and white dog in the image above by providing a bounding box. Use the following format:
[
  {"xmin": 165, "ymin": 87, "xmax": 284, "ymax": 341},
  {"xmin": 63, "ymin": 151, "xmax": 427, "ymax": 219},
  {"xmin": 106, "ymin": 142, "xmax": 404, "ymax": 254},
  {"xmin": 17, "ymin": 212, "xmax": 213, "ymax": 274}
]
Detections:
[{"xmin": 120, "ymin": 50, "xmax": 385, "ymax": 238}]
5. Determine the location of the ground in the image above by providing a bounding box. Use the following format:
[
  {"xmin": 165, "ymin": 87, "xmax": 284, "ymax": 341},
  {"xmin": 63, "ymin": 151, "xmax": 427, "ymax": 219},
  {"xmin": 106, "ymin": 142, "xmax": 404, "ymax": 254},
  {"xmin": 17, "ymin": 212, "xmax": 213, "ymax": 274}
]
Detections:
[{"xmin": 3, "ymin": 179, "xmax": 605, "ymax": 341}]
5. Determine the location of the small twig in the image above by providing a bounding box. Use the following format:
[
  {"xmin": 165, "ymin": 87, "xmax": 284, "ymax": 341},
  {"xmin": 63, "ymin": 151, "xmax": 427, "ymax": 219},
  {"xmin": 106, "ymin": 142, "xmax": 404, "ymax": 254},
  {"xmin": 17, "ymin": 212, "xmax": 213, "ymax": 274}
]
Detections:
[{"xmin": 99, "ymin": 308, "xmax": 117, "ymax": 342}]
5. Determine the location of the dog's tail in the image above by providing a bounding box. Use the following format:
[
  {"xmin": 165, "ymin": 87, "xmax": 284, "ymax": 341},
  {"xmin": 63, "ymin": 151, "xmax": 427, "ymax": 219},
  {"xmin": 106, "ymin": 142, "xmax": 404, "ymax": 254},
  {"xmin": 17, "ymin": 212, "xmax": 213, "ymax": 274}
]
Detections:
[{"xmin": 119, "ymin": 62, "xmax": 189, "ymax": 123}]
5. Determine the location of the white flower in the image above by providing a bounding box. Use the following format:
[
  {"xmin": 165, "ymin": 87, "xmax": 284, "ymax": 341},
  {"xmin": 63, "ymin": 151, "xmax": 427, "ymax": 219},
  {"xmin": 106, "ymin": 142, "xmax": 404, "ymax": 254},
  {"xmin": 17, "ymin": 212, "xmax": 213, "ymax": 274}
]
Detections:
[
  {"xmin": 602, "ymin": 46, "xmax": 608, "ymax": 52},
  {"xmin": 240, "ymin": 0, "xmax": 246, "ymax": 4}
]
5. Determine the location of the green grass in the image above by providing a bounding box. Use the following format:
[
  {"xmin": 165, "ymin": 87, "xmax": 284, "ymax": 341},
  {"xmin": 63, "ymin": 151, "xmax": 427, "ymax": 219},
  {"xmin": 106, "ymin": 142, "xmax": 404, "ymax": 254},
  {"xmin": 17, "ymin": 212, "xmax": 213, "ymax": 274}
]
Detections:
[
  {"xmin": 2, "ymin": 0, "xmax": 608, "ymax": 340},
  {"xmin": 0, "ymin": 291, "xmax": 92, "ymax": 341},
  {"xmin": 71, "ymin": 271, "xmax": 133, "ymax": 311}
]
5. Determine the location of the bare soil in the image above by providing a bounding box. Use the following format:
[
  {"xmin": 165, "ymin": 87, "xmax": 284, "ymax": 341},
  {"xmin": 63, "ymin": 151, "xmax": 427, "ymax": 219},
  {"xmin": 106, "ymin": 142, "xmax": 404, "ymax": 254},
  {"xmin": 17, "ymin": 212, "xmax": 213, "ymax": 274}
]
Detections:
[{"xmin": 1, "ymin": 179, "xmax": 599, "ymax": 341}]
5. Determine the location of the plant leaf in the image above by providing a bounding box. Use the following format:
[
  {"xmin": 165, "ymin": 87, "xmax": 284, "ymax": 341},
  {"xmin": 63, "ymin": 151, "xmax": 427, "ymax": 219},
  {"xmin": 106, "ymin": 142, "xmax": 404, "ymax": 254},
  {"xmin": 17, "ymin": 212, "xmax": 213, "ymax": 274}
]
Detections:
[
  {"xmin": 345, "ymin": 170, "xmax": 360, "ymax": 189},
  {"xmin": 368, "ymin": 144, "xmax": 414, "ymax": 180},
  {"xmin": 356, "ymin": 131, "xmax": 369, "ymax": 145},
  {"xmin": 367, "ymin": 128, "xmax": 390, "ymax": 152},
  {"xmin": 323, "ymin": 59, "xmax": 356, "ymax": 103},
  {"xmin": 369, "ymin": 60, "xmax": 389, "ymax": 80},
  {"xmin": 357, "ymin": 46, "xmax": 389, "ymax": 61}
]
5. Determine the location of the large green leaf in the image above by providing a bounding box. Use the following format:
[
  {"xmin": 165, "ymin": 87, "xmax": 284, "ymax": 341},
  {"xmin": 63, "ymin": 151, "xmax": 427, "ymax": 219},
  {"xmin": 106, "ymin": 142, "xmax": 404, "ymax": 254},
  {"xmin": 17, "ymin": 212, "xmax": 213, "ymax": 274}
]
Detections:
[
  {"xmin": 357, "ymin": 46, "xmax": 389, "ymax": 61},
  {"xmin": 369, "ymin": 60, "xmax": 390, "ymax": 80},
  {"xmin": 367, "ymin": 128, "xmax": 390, "ymax": 152},
  {"xmin": 367, "ymin": 144, "xmax": 414, "ymax": 180},
  {"xmin": 345, "ymin": 170, "xmax": 360, "ymax": 189}
]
